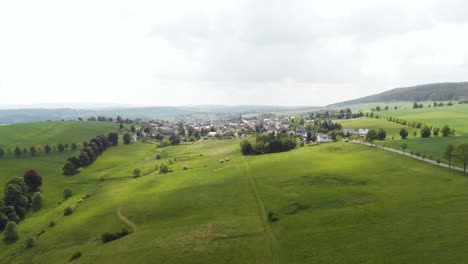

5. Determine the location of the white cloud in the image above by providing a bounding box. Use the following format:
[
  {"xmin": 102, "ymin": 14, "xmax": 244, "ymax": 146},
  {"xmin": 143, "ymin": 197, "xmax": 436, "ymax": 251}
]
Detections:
[{"xmin": 1, "ymin": 0, "xmax": 468, "ymax": 106}]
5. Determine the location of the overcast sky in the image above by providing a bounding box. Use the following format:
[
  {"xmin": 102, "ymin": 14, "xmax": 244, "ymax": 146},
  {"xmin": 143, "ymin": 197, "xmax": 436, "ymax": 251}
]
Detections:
[{"xmin": 1, "ymin": 0, "xmax": 468, "ymax": 107}]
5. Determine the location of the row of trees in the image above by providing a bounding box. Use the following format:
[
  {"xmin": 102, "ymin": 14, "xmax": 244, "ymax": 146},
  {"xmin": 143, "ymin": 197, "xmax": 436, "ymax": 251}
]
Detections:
[
  {"xmin": 444, "ymin": 143, "xmax": 468, "ymax": 173},
  {"xmin": 240, "ymin": 133, "xmax": 297, "ymax": 155},
  {"xmin": 0, "ymin": 143, "xmax": 80, "ymax": 159},
  {"xmin": 63, "ymin": 133, "xmax": 119, "ymax": 175},
  {"xmin": 1, "ymin": 170, "xmax": 43, "ymax": 242}
]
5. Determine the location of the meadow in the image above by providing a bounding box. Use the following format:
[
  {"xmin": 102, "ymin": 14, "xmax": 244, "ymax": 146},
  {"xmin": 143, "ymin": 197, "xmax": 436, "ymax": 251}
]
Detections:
[
  {"xmin": 2, "ymin": 136, "xmax": 468, "ymax": 263},
  {"xmin": 0, "ymin": 121, "xmax": 119, "ymax": 150},
  {"xmin": 337, "ymin": 117, "xmax": 419, "ymax": 139}
]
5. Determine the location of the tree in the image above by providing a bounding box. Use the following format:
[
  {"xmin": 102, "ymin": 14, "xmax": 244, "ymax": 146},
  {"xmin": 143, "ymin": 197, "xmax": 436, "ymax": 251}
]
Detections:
[
  {"xmin": 399, "ymin": 128, "xmax": 408, "ymax": 139},
  {"xmin": 24, "ymin": 236, "xmax": 36, "ymax": 248},
  {"xmin": 420, "ymin": 127, "xmax": 431, "ymax": 138},
  {"xmin": 4, "ymin": 179, "xmax": 30, "ymax": 219},
  {"xmin": 14, "ymin": 147, "xmax": 22, "ymax": 158},
  {"xmin": 71, "ymin": 143, "xmax": 78, "ymax": 151},
  {"xmin": 29, "ymin": 146, "xmax": 37, "ymax": 156},
  {"xmin": 123, "ymin": 133, "xmax": 131, "ymax": 145},
  {"xmin": 78, "ymin": 152, "xmax": 90, "ymax": 167},
  {"xmin": 63, "ymin": 188, "xmax": 73, "ymax": 199},
  {"xmin": 57, "ymin": 144, "xmax": 65, "ymax": 152},
  {"xmin": 131, "ymin": 125, "xmax": 136, "ymax": 134},
  {"xmin": 67, "ymin": 156, "xmax": 81, "ymax": 169},
  {"xmin": 401, "ymin": 143, "xmax": 407, "ymax": 155},
  {"xmin": 44, "ymin": 145, "xmax": 51, "ymax": 154},
  {"xmin": 63, "ymin": 206, "xmax": 73, "ymax": 216},
  {"xmin": 132, "ymin": 168, "xmax": 141, "ymax": 178},
  {"xmin": 31, "ymin": 192, "xmax": 42, "ymax": 211},
  {"xmin": 3, "ymin": 221, "xmax": 19, "ymax": 242},
  {"xmin": 159, "ymin": 164, "xmax": 169, "ymax": 174},
  {"xmin": 108, "ymin": 132, "xmax": 119, "ymax": 146},
  {"xmin": 377, "ymin": 129, "xmax": 387, "ymax": 140},
  {"xmin": 441, "ymin": 125, "xmax": 452, "ymax": 137},
  {"xmin": 444, "ymin": 144, "xmax": 455, "ymax": 168},
  {"xmin": 454, "ymin": 143, "xmax": 468, "ymax": 174},
  {"xmin": 306, "ymin": 131, "xmax": 312, "ymax": 142},
  {"xmin": 63, "ymin": 161, "xmax": 77, "ymax": 176},
  {"xmin": 0, "ymin": 148, "xmax": 4, "ymax": 158},
  {"xmin": 23, "ymin": 170, "xmax": 42, "ymax": 192},
  {"xmin": 366, "ymin": 130, "xmax": 378, "ymax": 146},
  {"xmin": 240, "ymin": 140, "xmax": 253, "ymax": 155}
]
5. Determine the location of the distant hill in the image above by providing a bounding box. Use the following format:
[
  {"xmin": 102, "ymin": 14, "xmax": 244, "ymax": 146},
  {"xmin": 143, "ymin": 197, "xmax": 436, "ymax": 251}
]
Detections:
[{"xmin": 330, "ymin": 82, "xmax": 468, "ymax": 106}]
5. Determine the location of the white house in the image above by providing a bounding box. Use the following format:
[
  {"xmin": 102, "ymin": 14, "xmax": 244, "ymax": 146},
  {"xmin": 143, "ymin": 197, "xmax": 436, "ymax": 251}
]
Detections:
[
  {"xmin": 316, "ymin": 133, "xmax": 331, "ymax": 143},
  {"xmin": 358, "ymin": 129, "xmax": 369, "ymax": 137}
]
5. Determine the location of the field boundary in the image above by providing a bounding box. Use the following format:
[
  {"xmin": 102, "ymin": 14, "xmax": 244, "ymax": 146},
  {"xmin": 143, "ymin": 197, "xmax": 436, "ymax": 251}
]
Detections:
[{"xmin": 241, "ymin": 156, "xmax": 280, "ymax": 264}]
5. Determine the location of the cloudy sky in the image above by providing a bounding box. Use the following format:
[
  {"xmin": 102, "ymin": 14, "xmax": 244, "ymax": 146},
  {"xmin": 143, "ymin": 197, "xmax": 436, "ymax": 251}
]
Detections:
[{"xmin": 1, "ymin": 0, "xmax": 468, "ymax": 107}]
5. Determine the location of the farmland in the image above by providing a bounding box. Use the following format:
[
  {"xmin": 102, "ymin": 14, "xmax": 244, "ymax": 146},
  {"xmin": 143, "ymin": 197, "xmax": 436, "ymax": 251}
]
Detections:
[{"xmin": 2, "ymin": 135, "xmax": 468, "ymax": 263}]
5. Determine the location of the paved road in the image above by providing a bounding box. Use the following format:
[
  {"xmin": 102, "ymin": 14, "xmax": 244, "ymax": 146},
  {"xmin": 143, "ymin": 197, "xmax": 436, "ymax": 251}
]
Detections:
[{"xmin": 354, "ymin": 141, "xmax": 466, "ymax": 173}]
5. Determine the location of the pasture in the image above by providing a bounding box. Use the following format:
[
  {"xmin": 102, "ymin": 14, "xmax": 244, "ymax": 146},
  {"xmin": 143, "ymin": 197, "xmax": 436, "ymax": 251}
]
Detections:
[{"xmin": 1, "ymin": 139, "xmax": 468, "ymax": 263}]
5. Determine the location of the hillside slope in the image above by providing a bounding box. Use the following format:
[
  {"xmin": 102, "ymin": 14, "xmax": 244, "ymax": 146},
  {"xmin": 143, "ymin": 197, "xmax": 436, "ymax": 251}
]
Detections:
[{"xmin": 331, "ymin": 82, "xmax": 468, "ymax": 106}]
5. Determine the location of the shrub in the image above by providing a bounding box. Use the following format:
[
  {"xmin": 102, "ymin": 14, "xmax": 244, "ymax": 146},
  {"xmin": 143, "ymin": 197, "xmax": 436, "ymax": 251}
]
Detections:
[
  {"xmin": 200, "ymin": 153, "xmax": 203, "ymax": 157},
  {"xmin": 159, "ymin": 164, "xmax": 169, "ymax": 174},
  {"xmin": 62, "ymin": 161, "xmax": 77, "ymax": 176},
  {"xmin": 49, "ymin": 221, "xmax": 55, "ymax": 227},
  {"xmin": 415, "ymin": 152, "xmax": 421, "ymax": 157},
  {"xmin": 24, "ymin": 236, "xmax": 35, "ymax": 248},
  {"xmin": 182, "ymin": 165, "xmax": 189, "ymax": 170},
  {"xmin": 132, "ymin": 168, "xmax": 141, "ymax": 178},
  {"xmin": 155, "ymin": 154, "xmax": 161, "ymax": 160},
  {"xmin": 219, "ymin": 159, "xmax": 224, "ymax": 163},
  {"xmin": 101, "ymin": 228, "xmax": 129, "ymax": 243},
  {"xmin": 69, "ymin": 252, "xmax": 82, "ymax": 262},
  {"xmin": 32, "ymin": 192, "xmax": 43, "ymax": 211},
  {"xmin": 437, "ymin": 158, "xmax": 441, "ymax": 164},
  {"xmin": 3, "ymin": 221, "xmax": 19, "ymax": 242},
  {"xmin": 267, "ymin": 211, "xmax": 278, "ymax": 223},
  {"xmin": 225, "ymin": 158, "xmax": 230, "ymax": 162},
  {"xmin": 64, "ymin": 188, "xmax": 73, "ymax": 199},
  {"xmin": 23, "ymin": 169, "xmax": 43, "ymax": 192},
  {"xmin": 63, "ymin": 206, "xmax": 73, "ymax": 216},
  {"xmin": 168, "ymin": 159, "xmax": 173, "ymax": 165}
]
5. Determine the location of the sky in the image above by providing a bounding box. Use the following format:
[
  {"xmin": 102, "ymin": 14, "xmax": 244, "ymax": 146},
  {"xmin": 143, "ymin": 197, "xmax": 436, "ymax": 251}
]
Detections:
[{"xmin": 1, "ymin": 0, "xmax": 468, "ymax": 107}]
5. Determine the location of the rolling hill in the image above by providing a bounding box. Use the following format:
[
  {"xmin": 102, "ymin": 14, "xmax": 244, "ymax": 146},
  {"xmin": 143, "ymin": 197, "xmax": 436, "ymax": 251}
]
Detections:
[{"xmin": 330, "ymin": 82, "xmax": 468, "ymax": 106}]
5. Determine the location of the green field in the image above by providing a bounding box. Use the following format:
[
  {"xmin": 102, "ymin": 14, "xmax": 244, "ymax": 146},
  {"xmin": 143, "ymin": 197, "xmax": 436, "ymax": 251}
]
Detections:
[
  {"xmin": 337, "ymin": 117, "xmax": 419, "ymax": 139},
  {"xmin": 0, "ymin": 121, "xmax": 119, "ymax": 150},
  {"xmin": 2, "ymin": 138, "xmax": 468, "ymax": 263}
]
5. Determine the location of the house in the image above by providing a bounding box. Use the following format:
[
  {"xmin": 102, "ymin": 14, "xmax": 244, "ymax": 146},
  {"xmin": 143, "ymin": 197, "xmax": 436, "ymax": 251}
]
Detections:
[
  {"xmin": 207, "ymin": 131, "xmax": 218, "ymax": 138},
  {"xmin": 343, "ymin": 128, "xmax": 356, "ymax": 136},
  {"xmin": 358, "ymin": 129, "xmax": 369, "ymax": 137},
  {"xmin": 295, "ymin": 125, "xmax": 306, "ymax": 136},
  {"xmin": 316, "ymin": 133, "xmax": 331, "ymax": 143}
]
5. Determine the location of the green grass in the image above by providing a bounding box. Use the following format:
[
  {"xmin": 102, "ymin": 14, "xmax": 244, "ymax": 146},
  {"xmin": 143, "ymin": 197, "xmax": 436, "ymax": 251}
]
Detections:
[
  {"xmin": 2, "ymin": 139, "xmax": 468, "ymax": 263},
  {"xmin": 0, "ymin": 121, "xmax": 119, "ymax": 150}
]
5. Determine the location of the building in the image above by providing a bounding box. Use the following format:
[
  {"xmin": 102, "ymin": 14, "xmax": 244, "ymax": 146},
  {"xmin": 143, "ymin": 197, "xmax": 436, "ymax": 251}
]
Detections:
[{"xmin": 316, "ymin": 133, "xmax": 331, "ymax": 143}]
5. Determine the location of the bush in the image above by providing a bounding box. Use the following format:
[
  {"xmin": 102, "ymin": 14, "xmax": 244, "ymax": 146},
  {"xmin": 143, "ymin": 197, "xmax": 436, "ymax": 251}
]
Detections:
[
  {"xmin": 24, "ymin": 236, "xmax": 35, "ymax": 248},
  {"xmin": 32, "ymin": 192, "xmax": 43, "ymax": 211},
  {"xmin": 101, "ymin": 228, "xmax": 129, "ymax": 243},
  {"xmin": 132, "ymin": 168, "xmax": 141, "ymax": 178},
  {"xmin": 182, "ymin": 165, "xmax": 189, "ymax": 170},
  {"xmin": 64, "ymin": 188, "xmax": 73, "ymax": 199},
  {"xmin": 49, "ymin": 221, "xmax": 55, "ymax": 227},
  {"xmin": 155, "ymin": 154, "xmax": 161, "ymax": 160},
  {"xmin": 159, "ymin": 164, "xmax": 169, "ymax": 174},
  {"xmin": 225, "ymin": 158, "xmax": 230, "ymax": 162},
  {"xmin": 437, "ymin": 158, "xmax": 441, "ymax": 164},
  {"xmin": 200, "ymin": 153, "xmax": 203, "ymax": 157},
  {"xmin": 267, "ymin": 211, "xmax": 278, "ymax": 223},
  {"xmin": 63, "ymin": 206, "xmax": 73, "ymax": 216},
  {"xmin": 69, "ymin": 252, "xmax": 82, "ymax": 262},
  {"xmin": 4, "ymin": 221, "xmax": 19, "ymax": 242},
  {"xmin": 219, "ymin": 159, "xmax": 224, "ymax": 163}
]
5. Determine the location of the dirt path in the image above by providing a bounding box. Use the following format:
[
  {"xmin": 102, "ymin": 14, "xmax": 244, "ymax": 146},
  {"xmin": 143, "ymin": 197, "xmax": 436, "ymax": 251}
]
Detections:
[
  {"xmin": 241, "ymin": 156, "xmax": 280, "ymax": 264},
  {"xmin": 175, "ymin": 139, "xmax": 202, "ymax": 158},
  {"xmin": 117, "ymin": 208, "xmax": 137, "ymax": 233}
]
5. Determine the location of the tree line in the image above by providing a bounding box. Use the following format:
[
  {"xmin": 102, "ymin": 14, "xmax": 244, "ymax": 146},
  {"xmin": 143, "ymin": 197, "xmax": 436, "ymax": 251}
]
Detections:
[
  {"xmin": 0, "ymin": 143, "xmax": 80, "ymax": 159},
  {"xmin": 240, "ymin": 133, "xmax": 297, "ymax": 155}
]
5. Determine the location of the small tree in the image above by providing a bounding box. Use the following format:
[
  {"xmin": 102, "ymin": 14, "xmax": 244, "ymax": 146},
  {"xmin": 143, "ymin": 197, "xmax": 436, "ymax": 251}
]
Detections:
[
  {"xmin": 23, "ymin": 170, "xmax": 43, "ymax": 192},
  {"xmin": 14, "ymin": 147, "xmax": 22, "ymax": 158},
  {"xmin": 399, "ymin": 128, "xmax": 408, "ymax": 139},
  {"xmin": 63, "ymin": 206, "xmax": 73, "ymax": 216},
  {"xmin": 454, "ymin": 143, "xmax": 468, "ymax": 174},
  {"xmin": 366, "ymin": 130, "xmax": 378, "ymax": 146},
  {"xmin": 441, "ymin": 125, "xmax": 452, "ymax": 137},
  {"xmin": 3, "ymin": 221, "xmax": 19, "ymax": 242},
  {"xmin": 123, "ymin": 133, "xmax": 131, "ymax": 145},
  {"xmin": 401, "ymin": 143, "xmax": 408, "ymax": 155},
  {"xmin": 444, "ymin": 144, "xmax": 455, "ymax": 168},
  {"xmin": 64, "ymin": 188, "xmax": 73, "ymax": 199},
  {"xmin": 159, "ymin": 164, "xmax": 169, "ymax": 174},
  {"xmin": 62, "ymin": 161, "xmax": 77, "ymax": 176},
  {"xmin": 132, "ymin": 168, "xmax": 141, "ymax": 178},
  {"xmin": 32, "ymin": 192, "xmax": 42, "ymax": 211},
  {"xmin": 57, "ymin": 144, "xmax": 65, "ymax": 152},
  {"xmin": 71, "ymin": 143, "xmax": 78, "ymax": 151},
  {"xmin": 29, "ymin": 146, "xmax": 37, "ymax": 156},
  {"xmin": 24, "ymin": 236, "xmax": 36, "ymax": 248},
  {"xmin": 44, "ymin": 145, "xmax": 51, "ymax": 154},
  {"xmin": 240, "ymin": 140, "xmax": 253, "ymax": 155},
  {"xmin": 108, "ymin": 132, "xmax": 119, "ymax": 146},
  {"xmin": 420, "ymin": 127, "xmax": 431, "ymax": 138},
  {"xmin": 69, "ymin": 252, "xmax": 82, "ymax": 262}
]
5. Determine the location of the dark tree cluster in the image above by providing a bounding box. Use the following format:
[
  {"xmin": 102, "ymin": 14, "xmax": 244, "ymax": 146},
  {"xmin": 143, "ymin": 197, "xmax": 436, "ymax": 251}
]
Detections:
[
  {"xmin": 0, "ymin": 170, "xmax": 43, "ymax": 233},
  {"xmin": 101, "ymin": 228, "xmax": 129, "ymax": 243},
  {"xmin": 240, "ymin": 133, "xmax": 297, "ymax": 155},
  {"xmin": 63, "ymin": 133, "xmax": 116, "ymax": 175}
]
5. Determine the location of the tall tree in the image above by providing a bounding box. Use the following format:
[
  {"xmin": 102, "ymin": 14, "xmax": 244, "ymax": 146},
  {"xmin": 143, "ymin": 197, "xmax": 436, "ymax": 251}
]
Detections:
[
  {"xmin": 44, "ymin": 145, "xmax": 51, "ymax": 154},
  {"xmin": 14, "ymin": 147, "xmax": 22, "ymax": 158},
  {"xmin": 454, "ymin": 143, "xmax": 468, "ymax": 174},
  {"xmin": 444, "ymin": 144, "xmax": 455, "ymax": 168},
  {"xmin": 399, "ymin": 128, "xmax": 408, "ymax": 139},
  {"xmin": 57, "ymin": 144, "xmax": 65, "ymax": 152},
  {"xmin": 108, "ymin": 132, "xmax": 119, "ymax": 146},
  {"xmin": 23, "ymin": 170, "xmax": 43, "ymax": 192}
]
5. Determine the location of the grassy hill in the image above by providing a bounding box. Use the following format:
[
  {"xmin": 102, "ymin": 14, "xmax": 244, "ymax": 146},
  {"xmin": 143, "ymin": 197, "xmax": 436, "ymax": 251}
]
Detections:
[
  {"xmin": 0, "ymin": 121, "xmax": 119, "ymax": 150},
  {"xmin": 331, "ymin": 82, "xmax": 468, "ymax": 106},
  {"xmin": 2, "ymin": 139, "xmax": 468, "ymax": 263}
]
